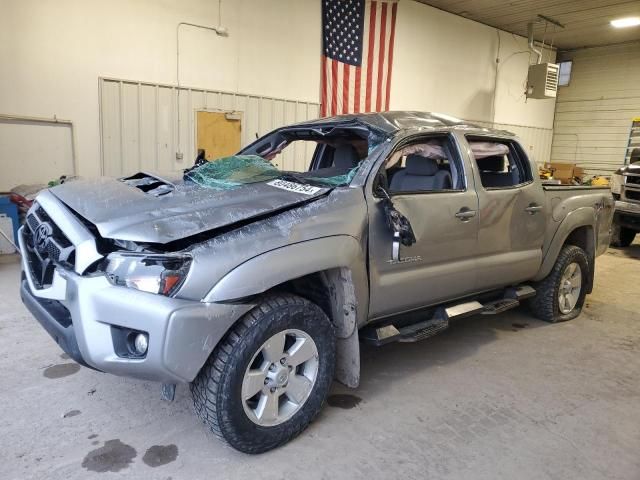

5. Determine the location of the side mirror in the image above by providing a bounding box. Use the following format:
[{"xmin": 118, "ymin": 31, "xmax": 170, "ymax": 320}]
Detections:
[
  {"xmin": 375, "ymin": 178, "xmax": 416, "ymax": 253},
  {"xmin": 382, "ymin": 198, "xmax": 416, "ymax": 247}
]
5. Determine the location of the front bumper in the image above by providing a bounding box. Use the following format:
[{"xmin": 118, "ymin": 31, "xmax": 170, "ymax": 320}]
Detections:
[
  {"xmin": 20, "ymin": 275, "xmax": 90, "ymax": 369},
  {"xmin": 19, "ymin": 226, "xmax": 254, "ymax": 384},
  {"xmin": 614, "ymin": 200, "xmax": 640, "ymax": 231},
  {"xmin": 615, "ymin": 199, "xmax": 640, "ymax": 216}
]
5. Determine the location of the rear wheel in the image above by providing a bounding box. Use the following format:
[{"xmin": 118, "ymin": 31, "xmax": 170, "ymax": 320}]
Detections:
[
  {"xmin": 190, "ymin": 294, "xmax": 335, "ymax": 453},
  {"xmin": 610, "ymin": 223, "xmax": 636, "ymax": 247},
  {"xmin": 529, "ymin": 245, "xmax": 589, "ymax": 323}
]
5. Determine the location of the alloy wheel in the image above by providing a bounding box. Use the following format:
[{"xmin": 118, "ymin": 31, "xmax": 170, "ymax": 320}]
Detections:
[{"xmin": 241, "ymin": 329, "xmax": 319, "ymax": 426}]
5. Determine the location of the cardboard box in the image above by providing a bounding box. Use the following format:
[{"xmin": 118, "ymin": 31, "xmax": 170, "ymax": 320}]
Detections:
[{"xmin": 544, "ymin": 162, "xmax": 584, "ymax": 184}]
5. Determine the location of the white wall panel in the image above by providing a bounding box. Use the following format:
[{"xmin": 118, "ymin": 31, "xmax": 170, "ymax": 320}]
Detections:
[
  {"xmin": 0, "ymin": 119, "xmax": 75, "ymax": 190},
  {"xmin": 550, "ymin": 43, "xmax": 640, "ymax": 176},
  {"xmin": 99, "ymin": 78, "xmax": 320, "ymax": 176}
]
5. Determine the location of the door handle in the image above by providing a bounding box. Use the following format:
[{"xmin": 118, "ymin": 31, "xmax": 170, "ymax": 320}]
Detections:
[
  {"xmin": 455, "ymin": 208, "xmax": 477, "ymax": 220},
  {"xmin": 525, "ymin": 204, "xmax": 543, "ymax": 214}
]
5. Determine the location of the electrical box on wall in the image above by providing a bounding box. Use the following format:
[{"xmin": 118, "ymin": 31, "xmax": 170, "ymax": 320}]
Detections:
[{"xmin": 526, "ymin": 63, "xmax": 559, "ymax": 99}]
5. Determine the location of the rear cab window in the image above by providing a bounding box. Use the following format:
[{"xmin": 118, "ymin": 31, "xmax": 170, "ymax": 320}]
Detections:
[{"xmin": 466, "ymin": 136, "xmax": 533, "ymax": 189}]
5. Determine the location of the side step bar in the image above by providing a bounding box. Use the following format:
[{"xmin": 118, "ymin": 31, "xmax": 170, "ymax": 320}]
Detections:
[{"xmin": 361, "ymin": 285, "xmax": 536, "ymax": 346}]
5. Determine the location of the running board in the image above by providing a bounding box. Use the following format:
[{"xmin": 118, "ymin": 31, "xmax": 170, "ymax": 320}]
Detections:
[
  {"xmin": 397, "ymin": 315, "xmax": 449, "ymax": 343},
  {"xmin": 481, "ymin": 298, "xmax": 520, "ymax": 315},
  {"xmin": 361, "ymin": 286, "xmax": 536, "ymax": 345}
]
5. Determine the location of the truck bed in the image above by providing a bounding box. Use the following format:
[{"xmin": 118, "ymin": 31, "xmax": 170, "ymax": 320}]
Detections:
[{"xmin": 542, "ymin": 184, "xmax": 610, "ymax": 191}]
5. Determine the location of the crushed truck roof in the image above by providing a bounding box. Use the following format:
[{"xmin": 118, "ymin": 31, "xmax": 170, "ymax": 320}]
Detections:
[{"xmin": 291, "ymin": 111, "xmax": 516, "ymax": 137}]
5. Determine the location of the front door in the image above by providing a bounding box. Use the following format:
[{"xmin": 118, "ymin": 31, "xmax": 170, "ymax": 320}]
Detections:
[{"xmin": 367, "ymin": 134, "xmax": 480, "ymax": 319}]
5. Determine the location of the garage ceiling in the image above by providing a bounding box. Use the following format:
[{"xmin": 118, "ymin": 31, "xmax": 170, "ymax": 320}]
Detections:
[{"xmin": 415, "ymin": 0, "xmax": 640, "ymax": 50}]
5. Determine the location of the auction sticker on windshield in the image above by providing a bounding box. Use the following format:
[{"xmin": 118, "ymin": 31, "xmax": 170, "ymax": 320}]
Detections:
[{"xmin": 266, "ymin": 179, "xmax": 322, "ymax": 195}]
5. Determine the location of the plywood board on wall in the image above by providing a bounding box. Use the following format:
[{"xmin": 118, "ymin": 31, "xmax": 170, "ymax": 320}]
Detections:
[{"xmin": 196, "ymin": 111, "xmax": 241, "ymax": 160}]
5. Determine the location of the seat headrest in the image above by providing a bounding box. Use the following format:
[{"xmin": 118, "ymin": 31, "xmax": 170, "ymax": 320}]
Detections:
[
  {"xmin": 478, "ymin": 155, "xmax": 505, "ymax": 172},
  {"xmin": 406, "ymin": 154, "xmax": 439, "ymax": 176},
  {"xmin": 333, "ymin": 144, "xmax": 359, "ymax": 169}
]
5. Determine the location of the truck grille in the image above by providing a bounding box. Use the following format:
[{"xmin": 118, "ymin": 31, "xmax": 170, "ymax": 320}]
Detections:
[
  {"xmin": 625, "ymin": 189, "xmax": 640, "ymax": 202},
  {"xmin": 23, "ymin": 204, "xmax": 75, "ymax": 288},
  {"xmin": 625, "ymin": 174, "xmax": 640, "ymax": 186}
]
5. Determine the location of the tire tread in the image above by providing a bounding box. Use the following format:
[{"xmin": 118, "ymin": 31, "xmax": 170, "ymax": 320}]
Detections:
[
  {"xmin": 529, "ymin": 245, "xmax": 588, "ymax": 323},
  {"xmin": 190, "ymin": 293, "xmax": 334, "ymax": 453}
]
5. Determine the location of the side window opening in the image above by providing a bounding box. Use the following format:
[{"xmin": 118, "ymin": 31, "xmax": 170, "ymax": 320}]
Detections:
[
  {"xmin": 385, "ymin": 136, "xmax": 464, "ymax": 193},
  {"xmin": 467, "ymin": 138, "xmax": 532, "ymax": 189}
]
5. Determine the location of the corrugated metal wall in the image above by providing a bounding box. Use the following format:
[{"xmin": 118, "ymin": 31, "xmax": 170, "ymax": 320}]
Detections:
[
  {"xmin": 99, "ymin": 78, "xmax": 320, "ymax": 176},
  {"xmin": 100, "ymin": 78, "xmax": 553, "ymax": 177},
  {"xmin": 473, "ymin": 120, "xmax": 553, "ymax": 166},
  {"xmin": 550, "ymin": 43, "xmax": 640, "ymax": 176}
]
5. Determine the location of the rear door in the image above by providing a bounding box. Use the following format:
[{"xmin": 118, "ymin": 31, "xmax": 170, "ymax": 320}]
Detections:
[
  {"xmin": 460, "ymin": 134, "xmax": 546, "ymax": 291},
  {"xmin": 367, "ymin": 133, "xmax": 480, "ymax": 319}
]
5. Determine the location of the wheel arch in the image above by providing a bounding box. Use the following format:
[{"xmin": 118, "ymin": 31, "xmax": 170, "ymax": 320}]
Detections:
[
  {"xmin": 203, "ymin": 235, "xmax": 369, "ymax": 388},
  {"xmin": 535, "ymin": 208, "xmax": 596, "ymax": 292}
]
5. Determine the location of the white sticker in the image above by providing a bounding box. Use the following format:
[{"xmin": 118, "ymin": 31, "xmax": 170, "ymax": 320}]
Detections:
[{"xmin": 266, "ymin": 179, "xmax": 322, "ymax": 195}]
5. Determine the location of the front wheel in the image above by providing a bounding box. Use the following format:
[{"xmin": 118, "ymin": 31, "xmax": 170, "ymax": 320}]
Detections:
[
  {"xmin": 190, "ymin": 294, "xmax": 336, "ymax": 453},
  {"xmin": 528, "ymin": 245, "xmax": 589, "ymax": 323}
]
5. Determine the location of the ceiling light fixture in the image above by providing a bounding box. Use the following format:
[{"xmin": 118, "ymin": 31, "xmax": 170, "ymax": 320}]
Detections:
[{"xmin": 610, "ymin": 17, "xmax": 640, "ymax": 28}]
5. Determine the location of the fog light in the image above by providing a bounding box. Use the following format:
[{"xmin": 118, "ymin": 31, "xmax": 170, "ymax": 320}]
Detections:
[{"xmin": 134, "ymin": 333, "xmax": 148, "ymax": 355}]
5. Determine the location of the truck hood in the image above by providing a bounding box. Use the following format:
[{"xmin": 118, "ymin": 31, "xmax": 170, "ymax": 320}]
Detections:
[
  {"xmin": 619, "ymin": 162, "xmax": 640, "ymax": 174},
  {"xmin": 50, "ymin": 173, "xmax": 331, "ymax": 244}
]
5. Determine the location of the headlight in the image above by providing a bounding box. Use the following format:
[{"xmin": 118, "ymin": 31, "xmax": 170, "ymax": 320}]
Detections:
[
  {"xmin": 610, "ymin": 173, "xmax": 623, "ymax": 195},
  {"xmin": 104, "ymin": 252, "xmax": 192, "ymax": 296}
]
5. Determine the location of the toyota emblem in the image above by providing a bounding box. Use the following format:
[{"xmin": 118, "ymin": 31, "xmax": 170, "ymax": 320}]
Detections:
[{"xmin": 34, "ymin": 223, "xmax": 53, "ymax": 253}]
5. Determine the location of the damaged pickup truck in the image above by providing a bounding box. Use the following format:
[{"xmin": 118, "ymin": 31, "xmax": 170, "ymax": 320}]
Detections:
[{"xmin": 20, "ymin": 111, "xmax": 613, "ymax": 453}]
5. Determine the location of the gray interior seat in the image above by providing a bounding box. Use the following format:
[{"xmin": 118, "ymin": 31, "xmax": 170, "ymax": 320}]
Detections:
[
  {"xmin": 332, "ymin": 144, "xmax": 360, "ymax": 169},
  {"xmin": 307, "ymin": 143, "xmax": 360, "ymax": 177},
  {"xmin": 478, "ymin": 155, "xmax": 514, "ymax": 188},
  {"xmin": 390, "ymin": 154, "xmax": 452, "ymax": 192}
]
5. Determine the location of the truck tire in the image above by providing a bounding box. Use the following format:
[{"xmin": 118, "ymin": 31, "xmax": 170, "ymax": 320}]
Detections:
[
  {"xmin": 610, "ymin": 223, "xmax": 636, "ymax": 247},
  {"xmin": 528, "ymin": 245, "xmax": 589, "ymax": 323},
  {"xmin": 190, "ymin": 293, "xmax": 336, "ymax": 453}
]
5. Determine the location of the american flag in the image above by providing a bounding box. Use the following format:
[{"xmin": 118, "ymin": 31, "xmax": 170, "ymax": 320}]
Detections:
[{"xmin": 320, "ymin": 0, "xmax": 398, "ymax": 117}]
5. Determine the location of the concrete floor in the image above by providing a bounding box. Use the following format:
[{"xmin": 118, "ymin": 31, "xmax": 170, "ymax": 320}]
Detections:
[{"xmin": 1, "ymin": 243, "xmax": 639, "ymax": 480}]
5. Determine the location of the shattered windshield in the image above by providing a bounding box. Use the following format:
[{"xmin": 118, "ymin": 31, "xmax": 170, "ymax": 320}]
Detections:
[
  {"xmin": 184, "ymin": 122, "xmax": 382, "ymax": 191},
  {"xmin": 186, "ymin": 155, "xmax": 281, "ymax": 190}
]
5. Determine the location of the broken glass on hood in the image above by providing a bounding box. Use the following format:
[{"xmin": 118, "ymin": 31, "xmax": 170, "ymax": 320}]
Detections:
[
  {"xmin": 184, "ymin": 154, "xmax": 363, "ymax": 191},
  {"xmin": 185, "ymin": 155, "xmax": 281, "ymax": 190}
]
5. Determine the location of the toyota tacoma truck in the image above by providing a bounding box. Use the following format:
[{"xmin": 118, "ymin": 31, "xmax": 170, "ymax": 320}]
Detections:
[
  {"xmin": 609, "ymin": 148, "xmax": 640, "ymax": 247},
  {"xmin": 19, "ymin": 112, "xmax": 614, "ymax": 453}
]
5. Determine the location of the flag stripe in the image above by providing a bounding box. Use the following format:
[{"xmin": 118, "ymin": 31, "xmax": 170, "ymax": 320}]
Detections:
[
  {"xmin": 331, "ymin": 59, "xmax": 339, "ymax": 116},
  {"xmin": 365, "ymin": 1, "xmax": 377, "ymax": 113},
  {"xmin": 354, "ymin": 66, "xmax": 362, "ymax": 113},
  {"xmin": 342, "ymin": 63, "xmax": 350, "ymax": 114},
  {"xmin": 376, "ymin": 2, "xmax": 387, "ymax": 112},
  {"xmin": 385, "ymin": 2, "xmax": 397, "ymax": 110},
  {"xmin": 359, "ymin": 0, "xmax": 371, "ymax": 112}
]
